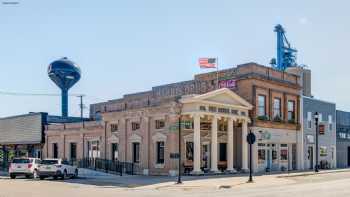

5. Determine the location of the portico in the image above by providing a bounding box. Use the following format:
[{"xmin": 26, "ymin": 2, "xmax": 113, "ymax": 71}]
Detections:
[{"xmin": 180, "ymin": 88, "xmax": 253, "ymax": 174}]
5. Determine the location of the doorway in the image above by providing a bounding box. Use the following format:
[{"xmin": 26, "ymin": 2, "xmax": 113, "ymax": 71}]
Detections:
[
  {"xmin": 308, "ymin": 146, "xmax": 314, "ymax": 170},
  {"xmin": 202, "ymin": 144, "xmax": 210, "ymax": 170}
]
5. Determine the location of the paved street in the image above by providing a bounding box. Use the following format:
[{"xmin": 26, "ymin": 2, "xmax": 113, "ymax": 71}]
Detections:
[{"xmin": 1, "ymin": 169, "xmax": 350, "ymax": 197}]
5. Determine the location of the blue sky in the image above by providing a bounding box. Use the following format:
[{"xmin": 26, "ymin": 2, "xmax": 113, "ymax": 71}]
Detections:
[{"xmin": 1, "ymin": 0, "xmax": 349, "ymax": 117}]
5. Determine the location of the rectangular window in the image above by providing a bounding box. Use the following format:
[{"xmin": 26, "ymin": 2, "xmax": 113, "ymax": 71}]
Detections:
[
  {"xmin": 287, "ymin": 101, "xmax": 295, "ymax": 122},
  {"xmin": 273, "ymin": 98, "xmax": 282, "ymax": 120},
  {"xmin": 218, "ymin": 108, "xmax": 230, "ymax": 114},
  {"xmin": 328, "ymin": 115, "xmax": 333, "ymax": 131},
  {"xmin": 307, "ymin": 112, "xmax": 312, "ymax": 129},
  {"xmin": 155, "ymin": 120, "xmax": 165, "ymax": 130},
  {"xmin": 111, "ymin": 143, "xmax": 118, "ymax": 160},
  {"xmin": 258, "ymin": 149, "xmax": 266, "ymax": 164},
  {"xmin": 88, "ymin": 140, "xmax": 100, "ymax": 158},
  {"xmin": 132, "ymin": 142, "xmax": 140, "ymax": 163},
  {"xmin": 186, "ymin": 142, "xmax": 193, "ymax": 161},
  {"xmin": 110, "ymin": 124, "xmax": 118, "ymax": 132},
  {"xmin": 70, "ymin": 143, "xmax": 77, "ymax": 161},
  {"xmin": 184, "ymin": 121, "xmax": 193, "ymax": 130},
  {"xmin": 156, "ymin": 141, "xmax": 165, "ymax": 164},
  {"xmin": 280, "ymin": 149, "xmax": 288, "ymax": 161},
  {"xmin": 258, "ymin": 95, "xmax": 266, "ymax": 116},
  {"xmin": 132, "ymin": 122, "xmax": 140, "ymax": 131},
  {"xmin": 53, "ymin": 143, "xmax": 58, "ymax": 159},
  {"xmin": 199, "ymin": 106, "xmax": 206, "ymax": 111},
  {"xmin": 209, "ymin": 106, "xmax": 217, "ymax": 112}
]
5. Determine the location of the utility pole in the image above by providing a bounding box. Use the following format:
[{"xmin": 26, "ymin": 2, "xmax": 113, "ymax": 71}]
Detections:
[
  {"xmin": 314, "ymin": 112, "xmax": 319, "ymax": 172},
  {"xmin": 78, "ymin": 95, "xmax": 85, "ymax": 127}
]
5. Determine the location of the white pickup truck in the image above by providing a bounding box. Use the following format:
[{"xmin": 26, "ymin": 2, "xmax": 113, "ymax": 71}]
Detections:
[{"xmin": 37, "ymin": 159, "xmax": 78, "ymax": 180}]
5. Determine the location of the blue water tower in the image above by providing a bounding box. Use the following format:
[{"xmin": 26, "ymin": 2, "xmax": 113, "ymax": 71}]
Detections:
[{"xmin": 48, "ymin": 57, "xmax": 81, "ymax": 117}]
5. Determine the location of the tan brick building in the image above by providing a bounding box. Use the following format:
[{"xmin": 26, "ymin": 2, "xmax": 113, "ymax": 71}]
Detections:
[{"xmin": 43, "ymin": 62, "xmax": 303, "ymax": 175}]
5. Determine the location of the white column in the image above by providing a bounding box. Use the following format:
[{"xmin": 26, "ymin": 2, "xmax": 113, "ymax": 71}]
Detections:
[
  {"xmin": 192, "ymin": 114, "xmax": 202, "ymax": 174},
  {"xmin": 210, "ymin": 115, "xmax": 219, "ymax": 172},
  {"xmin": 241, "ymin": 120, "xmax": 248, "ymax": 171},
  {"xmin": 227, "ymin": 118, "xmax": 234, "ymax": 171}
]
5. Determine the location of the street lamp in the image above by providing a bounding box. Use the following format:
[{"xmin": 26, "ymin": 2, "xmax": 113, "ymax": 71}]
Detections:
[{"xmin": 314, "ymin": 112, "xmax": 319, "ymax": 173}]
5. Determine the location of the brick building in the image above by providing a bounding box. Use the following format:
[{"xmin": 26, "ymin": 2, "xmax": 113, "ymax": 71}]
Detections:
[{"xmin": 44, "ymin": 62, "xmax": 303, "ymax": 175}]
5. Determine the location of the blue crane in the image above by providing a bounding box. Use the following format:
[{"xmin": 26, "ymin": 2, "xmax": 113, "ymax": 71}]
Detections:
[{"xmin": 270, "ymin": 24, "xmax": 298, "ymax": 71}]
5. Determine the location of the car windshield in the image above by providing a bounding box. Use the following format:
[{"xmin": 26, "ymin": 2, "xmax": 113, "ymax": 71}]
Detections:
[
  {"xmin": 41, "ymin": 160, "xmax": 58, "ymax": 165},
  {"xmin": 12, "ymin": 159, "xmax": 30, "ymax": 164}
]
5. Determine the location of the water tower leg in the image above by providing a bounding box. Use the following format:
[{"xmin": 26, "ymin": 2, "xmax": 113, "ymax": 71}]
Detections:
[{"xmin": 62, "ymin": 89, "xmax": 68, "ymax": 117}]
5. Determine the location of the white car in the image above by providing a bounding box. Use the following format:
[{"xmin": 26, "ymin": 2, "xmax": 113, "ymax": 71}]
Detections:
[
  {"xmin": 38, "ymin": 159, "xmax": 78, "ymax": 180},
  {"xmin": 9, "ymin": 158, "xmax": 41, "ymax": 179}
]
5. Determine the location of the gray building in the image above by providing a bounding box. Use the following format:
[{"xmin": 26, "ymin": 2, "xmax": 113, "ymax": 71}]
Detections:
[
  {"xmin": 336, "ymin": 110, "xmax": 350, "ymax": 168},
  {"xmin": 302, "ymin": 97, "xmax": 336, "ymax": 170},
  {"xmin": 0, "ymin": 112, "xmax": 87, "ymax": 169}
]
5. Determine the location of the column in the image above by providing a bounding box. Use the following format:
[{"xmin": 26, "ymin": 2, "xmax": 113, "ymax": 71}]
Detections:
[
  {"xmin": 241, "ymin": 120, "xmax": 248, "ymax": 171},
  {"xmin": 192, "ymin": 114, "xmax": 202, "ymax": 174},
  {"xmin": 210, "ymin": 115, "xmax": 219, "ymax": 172},
  {"xmin": 227, "ymin": 118, "xmax": 234, "ymax": 171}
]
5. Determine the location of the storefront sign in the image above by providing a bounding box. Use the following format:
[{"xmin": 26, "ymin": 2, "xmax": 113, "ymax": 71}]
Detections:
[
  {"xmin": 219, "ymin": 79, "xmax": 236, "ymax": 89},
  {"xmin": 319, "ymin": 125, "xmax": 325, "ymax": 135},
  {"xmin": 258, "ymin": 130, "xmax": 272, "ymax": 141},
  {"xmin": 339, "ymin": 132, "xmax": 350, "ymax": 140}
]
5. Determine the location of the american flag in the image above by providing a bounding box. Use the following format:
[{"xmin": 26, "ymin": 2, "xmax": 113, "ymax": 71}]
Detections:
[{"xmin": 198, "ymin": 58, "xmax": 217, "ymax": 68}]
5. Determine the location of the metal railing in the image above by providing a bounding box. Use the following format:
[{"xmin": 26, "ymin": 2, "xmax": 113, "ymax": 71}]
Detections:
[{"xmin": 77, "ymin": 158, "xmax": 140, "ymax": 176}]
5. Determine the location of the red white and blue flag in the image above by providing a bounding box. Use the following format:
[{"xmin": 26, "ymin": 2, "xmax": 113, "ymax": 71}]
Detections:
[{"xmin": 198, "ymin": 58, "xmax": 217, "ymax": 68}]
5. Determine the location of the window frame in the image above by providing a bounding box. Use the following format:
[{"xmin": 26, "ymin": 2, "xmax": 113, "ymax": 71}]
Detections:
[
  {"xmin": 273, "ymin": 97, "xmax": 282, "ymax": 120},
  {"xmin": 156, "ymin": 141, "xmax": 165, "ymax": 164},
  {"xmin": 155, "ymin": 119, "xmax": 165, "ymax": 130},
  {"xmin": 287, "ymin": 100, "xmax": 296, "ymax": 122},
  {"xmin": 110, "ymin": 123, "xmax": 118, "ymax": 133},
  {"xmin": 131, "ymin": 122, "xmax": 140, "ymax": 131},
  {"xmin": 258, "ymin": 95, "xmax": 266, "ymax": 117}
]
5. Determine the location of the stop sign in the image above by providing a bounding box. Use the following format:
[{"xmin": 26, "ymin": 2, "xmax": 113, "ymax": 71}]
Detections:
[{"xmin": 247, "ymin": 132, "xmax": 256, "ymax": 144}]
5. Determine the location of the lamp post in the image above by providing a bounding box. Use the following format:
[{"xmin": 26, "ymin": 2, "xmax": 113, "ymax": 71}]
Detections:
[
  {"xmin": 314, "ymin": 112, "xmax": 319, "ymax": 172},
  {"xmin": 177, "ymin": 115, "xmax": 182, "ymax": 184}
]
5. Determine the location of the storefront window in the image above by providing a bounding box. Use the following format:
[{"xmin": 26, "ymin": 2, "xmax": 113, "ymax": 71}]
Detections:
[
  {"xmin": 280, "ymin": 149, "xmax": 288, "ymax": 161},
  {"xmin": 258, "ymin": 143, "xmax": 266, "ymax": 164}
]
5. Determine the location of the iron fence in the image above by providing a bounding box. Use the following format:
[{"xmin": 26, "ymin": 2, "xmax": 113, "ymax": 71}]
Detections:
[{"xmin": 77, "ymin": 158, "xmax": 140, "ymax": 176}]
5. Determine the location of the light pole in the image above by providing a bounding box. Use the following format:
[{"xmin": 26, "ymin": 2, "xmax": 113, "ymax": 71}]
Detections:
[
  {"xmin": 314, "ymin": 112, "xmax": 319, "ymax": 172},
  {"xmin": 177, "ymin": 115, "xmax": 182, "ymax": 184}
]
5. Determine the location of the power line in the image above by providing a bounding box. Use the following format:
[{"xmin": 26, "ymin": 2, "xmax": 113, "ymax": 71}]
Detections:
[{"xmin": 0, "ymin": 90, "xmax": 84, "ymax": 97}]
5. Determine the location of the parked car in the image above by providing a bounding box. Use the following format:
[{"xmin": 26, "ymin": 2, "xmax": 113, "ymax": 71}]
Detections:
[
  {"xmin": 9, "ymin": 158, "xmax": 41, "ymax": 179},
  {"xmin": 37, "ymin": 159, "xmax": 78, "ymax": 180}
]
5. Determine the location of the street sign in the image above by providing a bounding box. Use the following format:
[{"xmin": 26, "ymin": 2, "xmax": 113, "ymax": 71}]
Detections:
[
  {"xmin": 170, "ymin": 153, "xmax": 180, "ymax": 159},
  {"xmin": 247, "ymin": 133, "xmax": 256, "ymax": 144}
]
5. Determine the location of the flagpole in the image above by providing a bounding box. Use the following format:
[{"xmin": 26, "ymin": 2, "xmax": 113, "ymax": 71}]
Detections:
[{"xmin": 216, "ymin": 57, "xmax": 219, "ymax": 89}]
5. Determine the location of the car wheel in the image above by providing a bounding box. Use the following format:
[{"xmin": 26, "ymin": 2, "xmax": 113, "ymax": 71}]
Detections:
[
  {"xmin": 25, "ymin": 175, "xmax": 31, "ymax": 179},
  {"xmin": 53, "ymin": 176, "xmax": 58, "ymax": 180},
  {"xmin": 61, "ymin": 170, "xmax": 67, "ymax": 180},
  {"xmin": 10, "ymin": 174, "xmax": 16, "ymax": 179},
  {"xmin": 39, "ymin": 176, "xmax": 45, "ymax": 180},
  {"xmin": 33, "ymin": 170, "xmax": 38, "ymax": 179},
  {"xmin": 73, "ymin": 169, "xmax": 78, "ymax": 178}
]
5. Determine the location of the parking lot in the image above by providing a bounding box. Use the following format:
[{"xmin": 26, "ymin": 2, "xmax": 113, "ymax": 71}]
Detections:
[{"xmin": 1, "ymin": 169, "xmax": 350, "ymax": 197}]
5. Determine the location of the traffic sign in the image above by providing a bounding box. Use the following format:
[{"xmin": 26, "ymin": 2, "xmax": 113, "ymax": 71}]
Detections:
[{"xmin": 247, "ymin": 133, "xmax": 256, "ymax": 144}]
